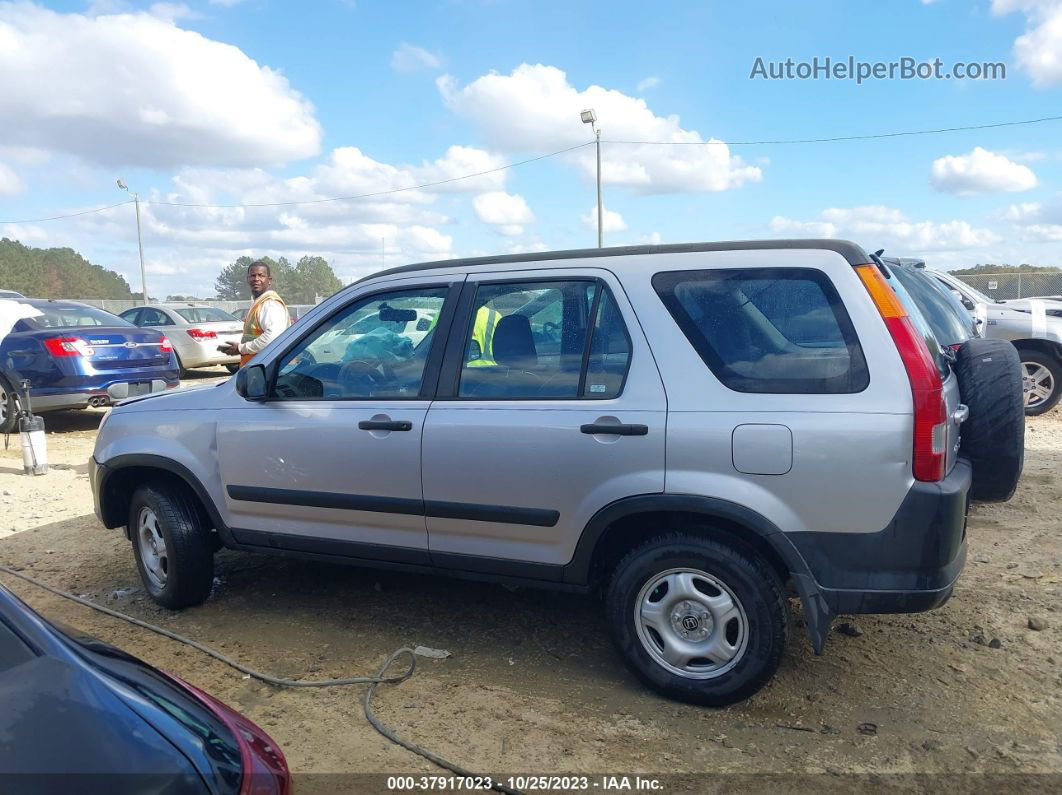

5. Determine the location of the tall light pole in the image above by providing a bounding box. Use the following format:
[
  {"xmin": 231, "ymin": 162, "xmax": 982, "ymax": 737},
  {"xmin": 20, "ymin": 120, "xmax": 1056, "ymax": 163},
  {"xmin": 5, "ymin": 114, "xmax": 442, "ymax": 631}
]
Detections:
[
  {"xmin": 116, "ymin": 179, "xmax": 149, "ymax": 304},
  {"xmin": 580, "ymin": 108, "xmax": 602, "ymax": 248}
]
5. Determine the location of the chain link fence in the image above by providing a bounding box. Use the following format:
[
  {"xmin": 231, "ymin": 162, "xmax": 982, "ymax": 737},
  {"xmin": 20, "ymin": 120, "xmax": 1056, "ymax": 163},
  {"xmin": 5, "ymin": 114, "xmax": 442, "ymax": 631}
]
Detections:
[
  {"xmin": 954, "ymin": 272, "xmax": 1062, "ymax": 300},
  {"xmin": 67, "ymin": 298, "xmax": 253, "ymax": 315}
]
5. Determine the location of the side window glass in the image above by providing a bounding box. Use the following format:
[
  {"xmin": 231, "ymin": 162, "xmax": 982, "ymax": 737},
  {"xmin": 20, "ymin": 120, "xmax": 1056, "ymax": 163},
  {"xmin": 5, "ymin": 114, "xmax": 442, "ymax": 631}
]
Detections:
[
  {"xmin": 653, "ymin": 268, "xmax": 868, "ymax": 394},
  {"xmin": 459, "ymin": 281, "xmax": 596, "ymax": 399},
  {"xmin": 273, "ymin": 287, "xmax": 447, "ymax": 400},
  {"xmin": 457, "ymin": 280, "xmax": 630, "ymax": 400},
  {"xmin": 121, "ymin": 309, "xmax": 143, "ymax": 326},
  {"xmin": 141, "ymin": 309, "xmax": 172, "ymax": 326},
  {"xmin": 582, "ymin": 289, "xmax": 631, "ymax": 399}
]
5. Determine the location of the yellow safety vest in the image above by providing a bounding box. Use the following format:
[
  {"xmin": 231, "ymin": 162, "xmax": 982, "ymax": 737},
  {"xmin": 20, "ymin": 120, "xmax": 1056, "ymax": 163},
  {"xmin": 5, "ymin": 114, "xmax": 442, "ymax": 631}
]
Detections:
[
  {"xmin": 240, "ymin": 290, "xmax": 288, "ymax": 367},
  {"xmin": 467, "ymin": 306, "xmax": 501, "ymax": 367}
]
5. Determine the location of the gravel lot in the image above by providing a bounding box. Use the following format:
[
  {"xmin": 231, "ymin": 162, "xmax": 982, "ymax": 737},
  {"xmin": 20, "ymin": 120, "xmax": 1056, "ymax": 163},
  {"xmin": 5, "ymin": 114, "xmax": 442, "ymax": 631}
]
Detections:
[{"xmin": 1, "ymin": 367, "xmax": 1059, "ymax": 790}]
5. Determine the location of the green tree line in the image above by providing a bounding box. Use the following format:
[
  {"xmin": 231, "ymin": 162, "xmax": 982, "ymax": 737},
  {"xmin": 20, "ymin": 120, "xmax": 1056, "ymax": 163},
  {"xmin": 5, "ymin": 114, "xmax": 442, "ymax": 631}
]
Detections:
[
  {"xmin": 950, "ymin": 263, "xmax": 1062, "ymax": 275},
  {"xmin": 215, "ymin": 255, "xmax": 343, "ymax": 304},
  {"xmin": 0, "ymin": 238, "xmax": 134, "ymax": 298}
]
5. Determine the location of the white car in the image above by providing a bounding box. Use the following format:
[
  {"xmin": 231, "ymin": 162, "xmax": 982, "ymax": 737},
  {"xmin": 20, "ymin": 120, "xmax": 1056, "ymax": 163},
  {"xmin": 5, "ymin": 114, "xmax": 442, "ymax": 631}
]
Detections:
[
  {"xmin": 120, "ymin": 304, "xmax": 243, "ymax": 375},
  {"xmin": 311, "ymin": 306, "xmax": 437, "ymax": 363}
]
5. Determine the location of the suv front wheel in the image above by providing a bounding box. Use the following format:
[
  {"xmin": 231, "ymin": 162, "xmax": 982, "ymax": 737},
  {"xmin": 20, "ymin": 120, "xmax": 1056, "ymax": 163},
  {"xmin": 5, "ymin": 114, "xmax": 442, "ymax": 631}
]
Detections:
[
  {"xmin": 605, "ymin": 533, "xmax": 788, "ymax": 706},
  {"xmin": 129, "ymin": 483, "xmax": 215, "ymax": 609}
]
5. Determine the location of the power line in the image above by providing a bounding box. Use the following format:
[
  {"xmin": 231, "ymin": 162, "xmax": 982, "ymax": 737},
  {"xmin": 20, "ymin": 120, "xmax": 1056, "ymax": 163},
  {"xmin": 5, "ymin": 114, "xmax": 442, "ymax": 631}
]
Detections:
[
  {"xmin": 0, "ymin": 199, "xmax": 133, "ymax": 225},
  {"xmin": 145, "ymin": 142, "xmax": 597, "ymax": 209},
  {"xmin": 604, "ymin": 114, "xmax": 1062, "ymax": 146},
  {"xmin": 2, "ymin": 113, "xmax": 1059, "ymax": 222}
]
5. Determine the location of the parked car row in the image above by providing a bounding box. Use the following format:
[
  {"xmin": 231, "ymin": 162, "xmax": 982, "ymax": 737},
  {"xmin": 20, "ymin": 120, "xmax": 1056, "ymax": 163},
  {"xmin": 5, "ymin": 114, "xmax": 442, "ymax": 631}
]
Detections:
[{"xmin": 90, "ymin": 239, "xmax": 1027, "ymax": 708}]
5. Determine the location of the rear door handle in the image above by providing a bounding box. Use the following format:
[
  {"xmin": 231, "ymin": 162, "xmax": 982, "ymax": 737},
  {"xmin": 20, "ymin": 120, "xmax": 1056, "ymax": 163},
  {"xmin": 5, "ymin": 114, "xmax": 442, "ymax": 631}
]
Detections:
[
  {"xmin": 358, "ymin": 420, "xmax": 413, "ymax": 432},
  {"xmin": 580, "ymin": 423, "xmax": 648, "ymax": 436}
]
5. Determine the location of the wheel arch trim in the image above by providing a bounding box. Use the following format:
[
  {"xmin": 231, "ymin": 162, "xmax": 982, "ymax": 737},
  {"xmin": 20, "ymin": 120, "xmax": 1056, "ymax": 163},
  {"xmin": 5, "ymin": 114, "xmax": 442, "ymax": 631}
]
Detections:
[
  {"xmin": 565, "ymin": 493, "xmax": 832, "ymax": 653},
  {"xmin": 96, "ymin": 454, "xmax": 233, "ymax": 544}
]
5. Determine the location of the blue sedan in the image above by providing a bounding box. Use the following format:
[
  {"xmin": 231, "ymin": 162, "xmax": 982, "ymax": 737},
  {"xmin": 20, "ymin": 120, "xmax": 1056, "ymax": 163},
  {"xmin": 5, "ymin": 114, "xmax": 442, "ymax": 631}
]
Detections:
[{"xmin": 1, "ymin": 299, "xmax": 179, "ymax": 432}]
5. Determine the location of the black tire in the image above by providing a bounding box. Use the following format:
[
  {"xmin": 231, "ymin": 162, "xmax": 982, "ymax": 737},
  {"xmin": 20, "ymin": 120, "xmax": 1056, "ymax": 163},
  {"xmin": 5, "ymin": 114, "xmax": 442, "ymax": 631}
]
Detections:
[
  {"xmin": 954, "ymin": 339, "xmax": 1025, "ymax": 502},
  {"xmin": 173, "ymin": 352, "xmax": 189, "ymax": 380},
  {"xmin": 1018, "ymin": 349, "xmax": 1061, "ymax": 417},
  {"xmin": 605, "ymin": 532, "xmax": 789, "ymax": 706},
  {"xmin": 0, "ymin": 375, "xmax": 18, "ymax": 435},
  {"xmin": 129, "ymin": 482, "xmax": 214, "ymax": 609},
  {"xmin": 225, "ymin": 364, "xmax": 240, "ymax": 375}
]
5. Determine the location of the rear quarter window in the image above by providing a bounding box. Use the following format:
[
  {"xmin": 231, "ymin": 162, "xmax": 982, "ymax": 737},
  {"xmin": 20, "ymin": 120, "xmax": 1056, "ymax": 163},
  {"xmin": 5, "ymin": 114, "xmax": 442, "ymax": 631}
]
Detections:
[{"xmin": 653, "ymin": 268, "xmax": 869, "ymax": 394}]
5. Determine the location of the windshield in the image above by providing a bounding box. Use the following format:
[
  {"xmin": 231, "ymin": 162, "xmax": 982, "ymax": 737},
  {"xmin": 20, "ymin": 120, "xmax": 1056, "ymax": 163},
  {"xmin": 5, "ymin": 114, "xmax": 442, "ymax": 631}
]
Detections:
[
  {"xmin": 174, "ymin": 307, "xmax": 238, "ymax": 323},
  {"xmin": 891, "ymin": 266, "xmax": 974, "ymax": 347},
  {"xmin": 941, "ymin": 275, "xmax": 997, "ymax": 305},
  {"xmin": 18, "ymin": 304, "xmax": 132, "ymax": 329}
]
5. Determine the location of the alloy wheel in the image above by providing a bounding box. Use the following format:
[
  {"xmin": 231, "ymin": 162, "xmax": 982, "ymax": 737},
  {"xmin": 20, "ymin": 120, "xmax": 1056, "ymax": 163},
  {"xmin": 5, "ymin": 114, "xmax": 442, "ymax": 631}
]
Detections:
[{"xmin": 1023, "ymin": 361, "xmax": 1056, "ymax": 410}]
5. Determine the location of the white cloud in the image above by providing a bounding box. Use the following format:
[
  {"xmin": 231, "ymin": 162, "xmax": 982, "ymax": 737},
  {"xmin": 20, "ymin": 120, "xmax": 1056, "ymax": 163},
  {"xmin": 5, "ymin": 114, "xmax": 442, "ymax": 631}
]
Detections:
[
  {"xmin": 148, "ymin": 3, "xmax": 200, "ymax": 21},
  {"xmin": 995, "ymin": 195, "xmax": 1062, "ymax": 240},
  {"xmin": 391, "ymin": 43, "xmax": 443, "ymax": 73},
  {"xmin": 992, "ymin": 0, "xmax": 1062, "ymax": 86},
  {"xmin": 43, "ymin": 140, "xmax": 518, "ymax": 293},
  {"xmin": 581, "ymin": 205, "xmax": 627, "ymax": 232},
  {"xmin": 930, "ymin": 147, "xmax": 1038, "ymax": 195},
  {"xmin": 473, "ymin": 192, "xmax": 535, "ymax": 236},
  {"xmin": 0, "ymin": 162, "xmax": 25, "ymax": 195},
  {"xmin": 209, "ymin": 0, "xmax": 249, "ymax": 6},
  {"xmin": 769, "ymin": 206, "xmax": 1002, "ymax": 252},
  {"xmin": 636, "ymin": 76, "xmax": 661, "ymax": 92},
  {"xmin": 0, "ymin": 4, "xmax": 321, "ymax": 168},
  {"xmin": 437, "ymin": 64, "xmax": 762, "ymax": 194}
]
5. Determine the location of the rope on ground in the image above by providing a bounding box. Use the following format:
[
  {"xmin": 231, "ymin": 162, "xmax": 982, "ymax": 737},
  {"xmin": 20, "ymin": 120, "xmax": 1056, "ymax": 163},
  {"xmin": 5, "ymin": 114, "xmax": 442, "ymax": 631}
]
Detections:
[{"xmin": 0, "ymin": 563, "xmax": 521, "ymax": 795}]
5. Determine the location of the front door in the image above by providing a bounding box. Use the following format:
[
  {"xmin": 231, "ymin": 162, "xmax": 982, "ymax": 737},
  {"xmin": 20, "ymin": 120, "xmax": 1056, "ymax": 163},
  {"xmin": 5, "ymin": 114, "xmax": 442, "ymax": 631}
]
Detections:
[
  {"xmin": 216, "ymin": 281, "xmax": 456, "ymax": 562},
  {"xmin": 422, "ymin": 269, "xmax": 667, "ymax": 571}
]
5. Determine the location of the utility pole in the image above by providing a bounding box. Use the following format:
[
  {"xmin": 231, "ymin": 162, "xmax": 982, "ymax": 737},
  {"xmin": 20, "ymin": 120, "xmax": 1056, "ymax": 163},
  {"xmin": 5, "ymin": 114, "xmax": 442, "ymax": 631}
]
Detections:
[
  {"xmin": 117, "ymin": 179, "xmax": 149, "ymax": 304},
  {"xmin": 581, "ymin": 109, "xmax": 603, "ymax": 248}
]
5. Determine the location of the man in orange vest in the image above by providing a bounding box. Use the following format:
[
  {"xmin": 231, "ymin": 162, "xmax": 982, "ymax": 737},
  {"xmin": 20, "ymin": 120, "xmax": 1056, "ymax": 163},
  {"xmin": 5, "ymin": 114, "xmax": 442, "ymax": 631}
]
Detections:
[{"xmin": 219, "ymin": 261, "xmax": 289, "ymax": 367}]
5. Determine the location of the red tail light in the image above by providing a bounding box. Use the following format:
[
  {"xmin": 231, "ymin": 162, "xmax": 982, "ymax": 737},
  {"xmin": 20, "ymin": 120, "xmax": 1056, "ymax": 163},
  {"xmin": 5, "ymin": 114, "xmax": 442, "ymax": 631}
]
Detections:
[
  {"xmin": 43, "ymin": 337, "xmax": 94, "ymax": 357},
  {"xmin": 856, "ymin": 264, "xmax": 947, "ymax": 482},
  {"xmin": 163, "ymin": 672, "xmax": 291, "ymax": 795},
  {"xmin": 186, "ymin": 328, "xmax": 217, "ymax": 340},
  {"xmin": 160, "ymin": 337, "xmax": 173, "ymax": 354}
]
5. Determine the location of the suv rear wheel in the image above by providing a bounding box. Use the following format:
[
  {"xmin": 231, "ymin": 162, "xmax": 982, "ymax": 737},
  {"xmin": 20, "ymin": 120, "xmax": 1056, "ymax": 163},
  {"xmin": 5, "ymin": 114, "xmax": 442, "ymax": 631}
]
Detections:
[
  {"xmin": 129, "ymin": 483, "xmax": 214, "ymax": 609},
  {"xmin": 605, "ymin": 533, "xmax": 788, "ymax": 706}
]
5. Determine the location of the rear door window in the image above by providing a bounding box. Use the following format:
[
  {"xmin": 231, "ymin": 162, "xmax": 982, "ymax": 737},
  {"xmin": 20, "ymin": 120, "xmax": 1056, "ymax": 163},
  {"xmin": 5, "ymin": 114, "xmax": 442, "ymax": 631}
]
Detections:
[{"xmin": 653, "ymin": 268, "xmax": 869, "ymax": 394}]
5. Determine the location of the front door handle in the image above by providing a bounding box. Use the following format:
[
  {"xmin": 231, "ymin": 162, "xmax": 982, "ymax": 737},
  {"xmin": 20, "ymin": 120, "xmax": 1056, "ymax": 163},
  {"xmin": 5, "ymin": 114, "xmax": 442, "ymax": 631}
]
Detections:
[
  {"xmin": 580, "ymin": 423, "xmax": 648, "ymax": 436},
  {"xmin": 358, "ymin": 420, "xmax": 413, "ymax": 432}
]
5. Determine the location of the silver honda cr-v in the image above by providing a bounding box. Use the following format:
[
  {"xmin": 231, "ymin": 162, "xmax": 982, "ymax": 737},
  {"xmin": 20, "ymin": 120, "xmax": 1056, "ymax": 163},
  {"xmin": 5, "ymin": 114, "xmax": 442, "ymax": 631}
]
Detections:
[{"xmin": 90, "ymin": 240, "xmax": 972, "ymax": 705}]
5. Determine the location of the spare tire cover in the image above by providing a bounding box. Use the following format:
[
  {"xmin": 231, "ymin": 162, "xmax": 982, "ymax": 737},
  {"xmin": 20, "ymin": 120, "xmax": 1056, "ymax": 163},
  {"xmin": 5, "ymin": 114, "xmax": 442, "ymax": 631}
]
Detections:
[{"xmin": 954, "ymin": 338, "xmax": 1025, "ymax": 502}]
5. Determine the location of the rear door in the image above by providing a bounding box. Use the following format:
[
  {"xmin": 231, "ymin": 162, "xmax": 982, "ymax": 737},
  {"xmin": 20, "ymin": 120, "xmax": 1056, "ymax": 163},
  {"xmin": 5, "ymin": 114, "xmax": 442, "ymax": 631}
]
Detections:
[{"xmin": 421, "ymin": 268, "xmax": 666, "ymax": 570}]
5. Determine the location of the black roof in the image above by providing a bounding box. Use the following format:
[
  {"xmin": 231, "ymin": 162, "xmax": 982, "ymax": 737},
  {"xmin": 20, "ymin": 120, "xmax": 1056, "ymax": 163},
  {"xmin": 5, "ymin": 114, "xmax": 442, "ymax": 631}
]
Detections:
[{"xmin": 355, "ymin": 239, "xmax": 871, "ymax": 285}]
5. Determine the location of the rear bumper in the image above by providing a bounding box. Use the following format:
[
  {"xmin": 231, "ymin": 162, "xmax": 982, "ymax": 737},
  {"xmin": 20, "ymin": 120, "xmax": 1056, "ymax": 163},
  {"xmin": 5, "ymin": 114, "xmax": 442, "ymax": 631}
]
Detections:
[
  {"xmin": 175, "ymin": 341, "xmax": 240, "ymax": 369},
  {"xmin": 30, "ymin": 377, "xmax": 178, "ymax": 412},
  {"xmin": 786, "ymin": 457, "xmax": 971, "ymax": 617}
]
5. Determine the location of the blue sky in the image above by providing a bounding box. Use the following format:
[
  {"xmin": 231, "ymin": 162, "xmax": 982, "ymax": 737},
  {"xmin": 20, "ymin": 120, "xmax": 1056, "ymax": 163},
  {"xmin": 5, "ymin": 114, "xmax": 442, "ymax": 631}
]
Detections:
[{"xmin": 1, "ymin": 0, "xmax": 1060, "ymax": 297}]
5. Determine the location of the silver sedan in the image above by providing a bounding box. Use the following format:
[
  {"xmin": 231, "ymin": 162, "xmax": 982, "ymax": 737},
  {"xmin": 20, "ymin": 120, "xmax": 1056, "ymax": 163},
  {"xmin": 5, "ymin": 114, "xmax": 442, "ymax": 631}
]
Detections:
[{"xmin": 119, "ymin": 304, "xmax": 243, "ymax": 375}]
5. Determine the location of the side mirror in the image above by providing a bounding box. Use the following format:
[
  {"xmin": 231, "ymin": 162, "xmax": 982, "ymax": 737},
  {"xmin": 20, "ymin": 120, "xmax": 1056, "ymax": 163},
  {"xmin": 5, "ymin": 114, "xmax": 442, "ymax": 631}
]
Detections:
[{"xmin": 235, "ymin": 364, "xmax": 268, "ymax": 401}]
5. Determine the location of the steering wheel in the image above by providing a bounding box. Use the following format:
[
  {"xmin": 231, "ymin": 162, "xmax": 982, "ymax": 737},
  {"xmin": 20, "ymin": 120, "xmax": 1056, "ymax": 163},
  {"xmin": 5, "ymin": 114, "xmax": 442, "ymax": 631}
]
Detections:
[{"xmin": 339, "ymin": 356, "xmax": 395, "ymax": 394}]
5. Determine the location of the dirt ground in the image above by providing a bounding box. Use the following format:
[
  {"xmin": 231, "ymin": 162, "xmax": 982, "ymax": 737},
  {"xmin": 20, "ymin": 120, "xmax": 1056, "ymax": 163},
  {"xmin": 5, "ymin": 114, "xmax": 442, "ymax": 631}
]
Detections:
[{"xmin": 1, "ymin": 367, "xmax": 1060, "ymax": 791}]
